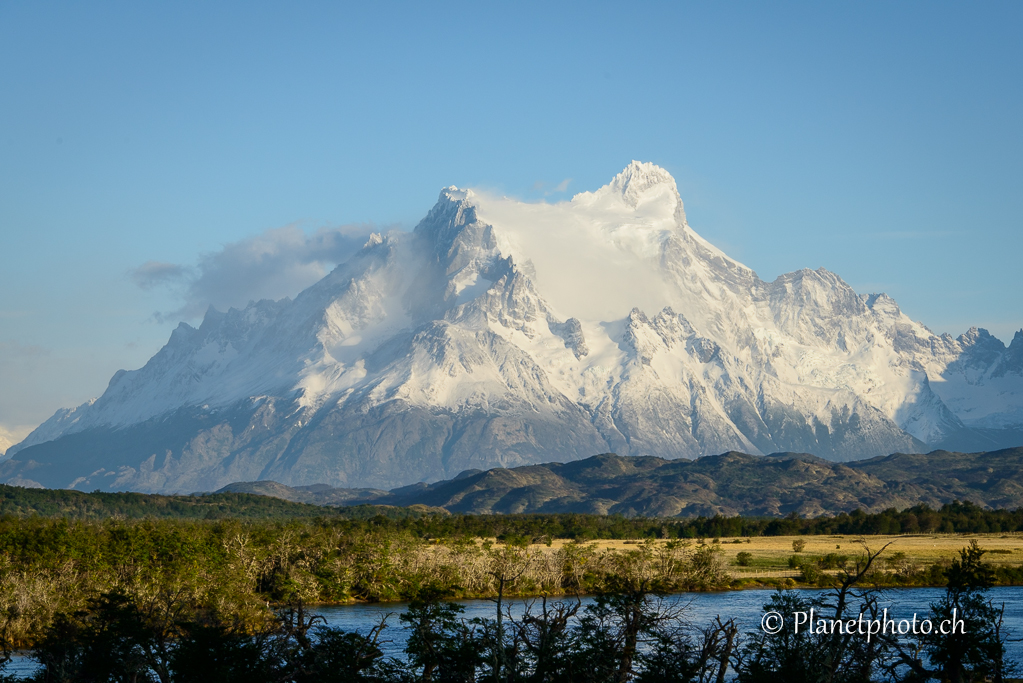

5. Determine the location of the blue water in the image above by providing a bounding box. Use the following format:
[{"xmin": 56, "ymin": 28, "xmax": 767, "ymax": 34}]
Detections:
[
  {"xmin": 311, "ymin": 586, "xmax": 1023, "ymax": 661},
  {"xmin": 5, "ymin": 586, "xmax": 1022, "ymax": 678}
]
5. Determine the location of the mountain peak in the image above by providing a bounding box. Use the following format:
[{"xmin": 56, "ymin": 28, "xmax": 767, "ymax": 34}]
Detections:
[
  {"xmin": 441, "ymin": 186, "xmax": 471, "ymax": 203},
  {"xmin": 599, "ymin": 161, "xmax": 679, "ymax": 209},
  {"xmin": 612, "ymin": 160, "xmax": 676, "ymax": 187},
  {"xmin": 959, "ymin": 326, "xmax": 1003, "ymax": 349}
]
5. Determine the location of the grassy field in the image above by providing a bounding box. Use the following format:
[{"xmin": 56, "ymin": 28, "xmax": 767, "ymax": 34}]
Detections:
[{"xmin": 544, "ymin": 533, "xmax": 1023, "ymax": 579}]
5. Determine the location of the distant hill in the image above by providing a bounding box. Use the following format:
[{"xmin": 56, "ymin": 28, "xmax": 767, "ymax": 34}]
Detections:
[
  {"xmin": 220, "ymin": 448, "xmax": 1023, "ymax": 517},
  {"xmin": 0, "ymin": 486, "xmax": 338, "ymax": 520},
  {"xmin": 216, "ymin": 480, "xmax": 391, "ymax": 506},
  {"xmin": 0, "ymin": 483, "xmax": 449, "ymax": 521},
  {"xmin": 4, "ymin": 447, "xmax": 1020, "ymax": 520}
]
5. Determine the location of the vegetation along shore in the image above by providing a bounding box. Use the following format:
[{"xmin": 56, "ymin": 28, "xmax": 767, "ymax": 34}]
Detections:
[{"xmin": 1, "ymin": 483, "xmax": 1023, "ymax": 649}]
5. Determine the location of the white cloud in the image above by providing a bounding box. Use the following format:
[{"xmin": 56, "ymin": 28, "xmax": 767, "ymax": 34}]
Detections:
[
  {"xmin": 130, "ymin": 261, "xmax": 190, "ymax": 290},
  {"xmin": 531, "ymin": 179, "xmax": 573, "ymax": 196},
  {"xmin": 131, "ymin": 223, "xmax": 385, "ymax": 321}
]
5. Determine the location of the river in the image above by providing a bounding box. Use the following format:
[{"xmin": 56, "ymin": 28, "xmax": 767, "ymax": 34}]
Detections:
[
  {"xmin": 6, "ymin": 586, "xmax": 1022, "ymax": 678},
  {"xmin": 311, "ymin": 586, "xmax": 1023, "ymax": 660}
]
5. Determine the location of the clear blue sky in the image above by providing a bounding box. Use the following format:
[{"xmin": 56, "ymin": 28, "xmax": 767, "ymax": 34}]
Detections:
[{"xmin": 2, "ymin": 1, "xmax": 1022, "ymax": 439}]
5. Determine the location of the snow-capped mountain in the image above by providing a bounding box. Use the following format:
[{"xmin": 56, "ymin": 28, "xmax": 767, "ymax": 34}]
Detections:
[{"xmin": 6, "ymin": 162, "xmax": 1023, "ymax": 493}]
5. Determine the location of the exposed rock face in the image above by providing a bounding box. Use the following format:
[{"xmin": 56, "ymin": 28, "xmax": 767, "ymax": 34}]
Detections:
[{"xmin": 5, "ymin": 162, "xmax": 1022, "ymax": 492}]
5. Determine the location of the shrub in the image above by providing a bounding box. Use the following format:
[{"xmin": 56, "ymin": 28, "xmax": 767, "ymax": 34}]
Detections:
[
  {"xmin": 799, "ymin": 562, "xmax": 823, "ymax": 585},
  {"xmin": 817, "ymin": 553, "xmax": 848, "ymax": 570}
]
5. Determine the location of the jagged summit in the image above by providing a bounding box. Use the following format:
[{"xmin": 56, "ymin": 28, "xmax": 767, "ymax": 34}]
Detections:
[
  {"xmin": 590, "ymin": 160, "xmax": 682, "ymax": 209},
  {"xmin": 5, "ymin": 163, "xmax": 1022, "ymax": 493}
]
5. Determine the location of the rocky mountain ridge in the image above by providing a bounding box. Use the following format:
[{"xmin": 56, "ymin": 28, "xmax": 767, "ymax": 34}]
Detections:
[{"xmin": 5, "ymin": 162, "xmax": 1022, "ymax": 493}]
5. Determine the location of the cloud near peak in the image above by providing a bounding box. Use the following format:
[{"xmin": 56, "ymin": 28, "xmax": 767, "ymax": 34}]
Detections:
[
  {"xmin": 131, "ymin": 223, "xmax": 386, "ymax": 322},
  {"xmin": 130, "ymin": 261, "xmax": 191, "ymax": 290}
]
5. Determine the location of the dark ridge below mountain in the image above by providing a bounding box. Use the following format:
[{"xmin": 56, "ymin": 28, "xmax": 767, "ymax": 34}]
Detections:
[
  {"xmin": 0, "ymin": 447, "xmax": 1019, "ymax": 521},
  {"xmin": 0, "ymin": 486, "xmax": 341, "ymax": 520},
  {"xmin": 219, "ymin": 447, "xmax": 1023, "ymax": 517}
]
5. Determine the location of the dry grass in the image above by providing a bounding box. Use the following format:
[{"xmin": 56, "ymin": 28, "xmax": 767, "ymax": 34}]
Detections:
[{"xmin": 542, "ymin": 533, "xmax": 1023, "ymax": 573}]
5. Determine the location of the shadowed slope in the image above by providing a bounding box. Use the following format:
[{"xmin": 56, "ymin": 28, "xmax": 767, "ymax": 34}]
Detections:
[{"xmin": 221, "ymin": 447, "xmax": 1023, "ymax": 517}]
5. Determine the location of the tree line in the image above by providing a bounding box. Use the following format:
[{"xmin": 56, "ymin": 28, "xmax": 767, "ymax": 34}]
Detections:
[
  {"xmin": 331, "ymin": 501, "xmax": 1023, "ymax": 541},
  {"xmin": 0, "ymin": 487, "xmax": 333, "ymax": 520},
  {"xmin": 2, "ymin": 483, "xmax": 1022, "ymax": 541}
]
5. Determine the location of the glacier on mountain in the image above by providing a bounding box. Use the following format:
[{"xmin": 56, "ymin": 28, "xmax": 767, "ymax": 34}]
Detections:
[{"xmin": 5, "ymin": 162, "xmax": 1023, "ymax": 492}]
